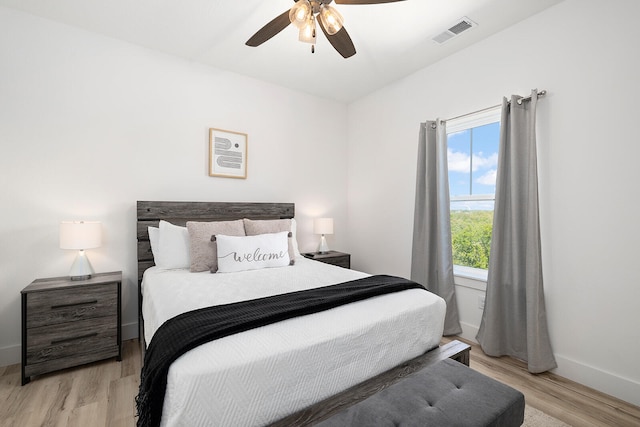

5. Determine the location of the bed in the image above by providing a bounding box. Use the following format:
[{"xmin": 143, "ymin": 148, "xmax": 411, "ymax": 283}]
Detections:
[{"xmin": 136, "ymin": 201, "xmax": 451, "ymax": 426}]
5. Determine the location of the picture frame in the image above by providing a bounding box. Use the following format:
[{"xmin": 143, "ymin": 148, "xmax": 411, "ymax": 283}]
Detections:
[{"xmin": 209, "ymin": 128, "xmax": 248, "ymax": 179}]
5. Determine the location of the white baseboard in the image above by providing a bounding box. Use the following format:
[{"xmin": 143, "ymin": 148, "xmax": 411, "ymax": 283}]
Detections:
[
  {"xmin": 554, "ymin": 354, "xmax": 640, "ymax": 407},
  {"xmin": 0, "ymin": 321, "xmax": 139, "ymax": 368},
  {"xmin": 458, "ymin": 321, "xmax": 479, "ymax": 344},
  {"xmin": 0, "ymin": 344, "xmax": 20, "ymax": 368},
  {"xmin": 454, "ymin": 321, "xmax": 639, "ymax": 406},
  {"xmin": 121, "ymin": 321, "xmax": 139, "ymax": 341}
]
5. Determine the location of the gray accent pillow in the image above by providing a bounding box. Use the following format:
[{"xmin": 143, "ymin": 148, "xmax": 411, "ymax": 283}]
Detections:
[
  {"xmin": 243, "ymin": 218, "xmax": 296, "ymax": 264},
  {"xmin": 186, "ymin": 220, "xmax": 245, "ymax": 272}
]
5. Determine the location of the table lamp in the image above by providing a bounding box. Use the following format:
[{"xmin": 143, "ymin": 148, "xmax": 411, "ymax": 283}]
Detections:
[
  {"xmin": 60, "ymin": 221, "xmax": 102, "ymax": 280},
  {"xmin": 313, "ymin": 217, "xmax": 334, "ymax": 254}
]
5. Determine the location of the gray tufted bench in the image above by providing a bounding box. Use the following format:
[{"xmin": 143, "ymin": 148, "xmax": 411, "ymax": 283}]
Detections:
[{"xmin": 314, "ymin": 358, "xmax": 525, "ymax": 427}]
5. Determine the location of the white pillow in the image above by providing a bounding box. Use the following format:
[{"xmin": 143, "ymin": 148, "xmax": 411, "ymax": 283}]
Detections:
[
  {"xmin": 148, "ymin": 226, "xmax": 159, "ymax": 260},
  {"xmin": 156, "ymin": 220, "xmax": 190, "ymax": 269},
  {"xmin": 291, "ymin": 218, "xmax": 301, "ymax": 257},
  {"xmin": 216, "ymin": 232, "xmax": 291, "ymax": 273}
]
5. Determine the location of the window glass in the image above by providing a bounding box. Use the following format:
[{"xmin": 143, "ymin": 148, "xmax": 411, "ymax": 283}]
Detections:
[
  {"xmin": 450, "ymin": 201, "xmax": 494, "ymax": 270},
  {"xmin": 471, "ymin": 122, "xmax": 499, "ymax": 197},
  {"xmin": 447, "ymin": 109, "xmax": 500, "ymax": 271},
  {"xmin": 447, "ymin": 129, "xmax": 471, "ymax": 197}
]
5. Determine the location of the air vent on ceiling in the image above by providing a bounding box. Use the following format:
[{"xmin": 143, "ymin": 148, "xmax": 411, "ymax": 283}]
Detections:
[{"xmin": 432, "ymin": 17, "xmax": 477, "ymax": 44}]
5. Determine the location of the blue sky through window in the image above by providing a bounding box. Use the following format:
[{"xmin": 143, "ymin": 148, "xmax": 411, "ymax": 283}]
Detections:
[{"xmin": 447, "ymin": 122, "xmax": 500, "ymax": 207}]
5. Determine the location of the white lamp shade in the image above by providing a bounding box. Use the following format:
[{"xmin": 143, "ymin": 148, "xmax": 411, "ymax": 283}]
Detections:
[
  {"xmin": 314, "ymin": 218, "xmax": 334, "ymax": 235},
  {"xmin": 60, "ymin": 221, "xmax": 102, "ymax": 250}
]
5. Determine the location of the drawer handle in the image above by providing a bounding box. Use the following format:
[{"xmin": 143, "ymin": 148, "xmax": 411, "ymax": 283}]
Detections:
[
  {"xmin": 51, "ymin": 332, "xmax": 98, "ymax": 345},
  {"xmin": 51, "ymin": 300, "xmax": 98, "ymax": 309}
]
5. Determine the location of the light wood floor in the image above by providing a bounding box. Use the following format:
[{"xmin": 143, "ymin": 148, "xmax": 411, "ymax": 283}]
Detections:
[
  {"xmin": 1, "ymin": 338, "xmax": 639, "ymax": 426},
  {"xmin": 0, "ymin": 340, "xmax": 140, "ymax": 427}
]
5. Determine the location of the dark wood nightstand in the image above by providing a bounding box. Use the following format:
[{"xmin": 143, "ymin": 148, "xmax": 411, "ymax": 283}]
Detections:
[
  {"xmin": 21, "ymin": 271, "xmax": 122, "ymax": 385},
  {"xmin": 302, "ymin": 251, "xmax": 351, "ymax": 269}
]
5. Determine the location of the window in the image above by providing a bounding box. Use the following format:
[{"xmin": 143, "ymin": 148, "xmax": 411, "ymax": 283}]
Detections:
[{"xmin": 447, "ymin": 107, "xmax": 501, "ymax": 274}]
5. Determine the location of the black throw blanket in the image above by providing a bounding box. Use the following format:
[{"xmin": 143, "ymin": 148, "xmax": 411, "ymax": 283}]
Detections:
[{"xmin": 136, "ymin": 274, "xmax": 426, "ymax": 427}]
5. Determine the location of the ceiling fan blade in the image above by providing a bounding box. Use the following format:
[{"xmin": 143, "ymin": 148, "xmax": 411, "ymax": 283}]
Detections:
[
  {"xmin": 335, "ymin": 0, "xmax": 406, "ymax": 4},
  {"xmin": 246, "ymin": 10, "xmax": 291, "ymax": 47},
  {"xmin": 318, "ymin": 20, "xmax": 356, "ymax": 58}
]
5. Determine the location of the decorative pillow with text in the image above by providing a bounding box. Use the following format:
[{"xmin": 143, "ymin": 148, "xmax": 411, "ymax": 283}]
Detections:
[
  {"xmin": 215, "ymin": 232, "xmax": 292, "ymax": 273},
  {"xmin": 243, "ymin": 218, "xmax": 298, "ymax": 262}
]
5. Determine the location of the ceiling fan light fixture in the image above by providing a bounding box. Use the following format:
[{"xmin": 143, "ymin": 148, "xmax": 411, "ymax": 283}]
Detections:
[
  {"xmin": 318, "ymin": 5, "xmax": 344, "ymax": 36},
  {"xmin": 248, "ymin": 0, "xmax": 405, "ymax": 58},
  {"xmin": 290, "ymin": 0, "xmax": 312, "ymax": 29},
  {"xmin": 298, "ymin": 15, "xmax": 317, "ymax": 44}
]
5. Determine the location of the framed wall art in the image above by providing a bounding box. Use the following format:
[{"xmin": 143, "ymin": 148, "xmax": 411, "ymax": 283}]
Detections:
[{"xmin": 209, "ymin": 128, "xmax": 248, "ymax": 179}]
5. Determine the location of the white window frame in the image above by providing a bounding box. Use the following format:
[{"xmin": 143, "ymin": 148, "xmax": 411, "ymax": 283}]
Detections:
[{"xmin": 447, "ymin": 106, "xmax": 501, "ymax": 285}]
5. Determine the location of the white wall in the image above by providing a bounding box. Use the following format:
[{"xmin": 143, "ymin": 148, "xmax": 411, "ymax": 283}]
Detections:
[
  {"xmin": 347, "ymin": 0, "xmax": 640, "ymax": 406},
  {"xmin": 0, "ymin": 7, "xmax": 349, "ymax": 365},
  {"xmin": 3, "ymin": 0, "xmax": 639, "ymax": 409}
]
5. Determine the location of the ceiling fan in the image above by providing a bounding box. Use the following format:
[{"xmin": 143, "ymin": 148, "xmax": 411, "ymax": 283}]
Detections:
[{"xmin": 246, "ymin": 0, "xmax": 406, "ymax": 58}]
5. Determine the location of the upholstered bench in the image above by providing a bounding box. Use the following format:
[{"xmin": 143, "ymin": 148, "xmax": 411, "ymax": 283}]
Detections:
[{"xmin": 314, "ymin": 358, "xmax": 525, "ymax": 427}]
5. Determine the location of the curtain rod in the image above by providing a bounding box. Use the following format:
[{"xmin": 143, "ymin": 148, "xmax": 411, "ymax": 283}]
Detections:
[{"xmin": 442, "ymin": 89, "xmax": 547, "ymax": 123}]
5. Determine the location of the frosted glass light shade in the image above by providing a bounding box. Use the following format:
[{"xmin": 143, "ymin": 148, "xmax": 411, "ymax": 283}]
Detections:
[
  {"xmin": 299, "ymin": 16, "xmax": 317, "ymax": 44},
  {"xmin": 60, "ymin": 221, "xmax": 102, "ymax": 249},
  {"xmin": 318, "ymin": 5, "xmax": 344, "ymax": 35},
  {"xmin": 314, "ymin": 218, "xmax": 334, "ymax": 235},
  {"xmin": 289, "ymin": 0, "xmax": 312, "ymax": 29}
]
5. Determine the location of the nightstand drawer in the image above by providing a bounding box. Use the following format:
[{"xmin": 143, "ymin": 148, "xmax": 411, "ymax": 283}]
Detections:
[
  {"xmin": 26, "ymin": 317, "xmax": 118, "ymax": 365},
  {"xmin": 26, "ymin": 283, "xmax": 117, "ymax": 328}
]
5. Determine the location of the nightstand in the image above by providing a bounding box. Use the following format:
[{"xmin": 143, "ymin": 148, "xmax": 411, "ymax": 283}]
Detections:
[
  {"xmin": 302, "ymin": 251, "xmax": 351, "ymax": 269},
  {"xmin": 21, "ymin": 271, "xmax": 122, "ymax": 385}
]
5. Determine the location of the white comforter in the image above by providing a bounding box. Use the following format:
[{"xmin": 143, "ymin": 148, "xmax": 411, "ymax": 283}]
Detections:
[{"xmin": 142, "ymin": 257, "xmax": 446, "ymax": 427}]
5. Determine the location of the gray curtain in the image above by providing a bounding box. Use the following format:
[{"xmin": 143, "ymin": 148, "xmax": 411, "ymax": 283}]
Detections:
[
  {"xmin": 411, "ymin": 120, "xmax": 462, "ymax": 336},
  {"xmin": 476, "ymin": 90, "xmax": 557, "ymax": 373}
]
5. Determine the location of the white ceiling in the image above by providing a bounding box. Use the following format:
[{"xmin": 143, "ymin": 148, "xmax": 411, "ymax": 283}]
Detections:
[{"xmin": 0, "ymin": 0, "xmax": 564, "ymax": 103}]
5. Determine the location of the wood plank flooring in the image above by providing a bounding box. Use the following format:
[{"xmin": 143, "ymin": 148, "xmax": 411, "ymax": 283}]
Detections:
[
  {"xmin": 1, "ymin": 338, "xmax": 639, "ymax": 426},
  {"xmin": 0, "ymin": 339, "xmax": 140, "ymax": 427}
]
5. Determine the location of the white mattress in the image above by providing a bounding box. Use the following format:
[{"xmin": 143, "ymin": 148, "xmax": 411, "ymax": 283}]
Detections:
[{"xmin": 142, "ymin": 257, "xmax": 446, "ymax": 427}]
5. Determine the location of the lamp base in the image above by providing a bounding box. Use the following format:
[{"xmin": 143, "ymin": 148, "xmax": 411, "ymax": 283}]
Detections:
[
  {"xmin": 317, "ymin": 235, "xmax": 330, "ymax": 254},
  {"xmin": 68, "ymin": 250, "xmax": 94, "ymax": 281}
]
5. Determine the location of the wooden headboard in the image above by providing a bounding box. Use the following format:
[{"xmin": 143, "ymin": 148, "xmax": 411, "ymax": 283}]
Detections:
[{"xmin": 136, "ymin": 201, "xmax": 295, "ymax": 282}]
